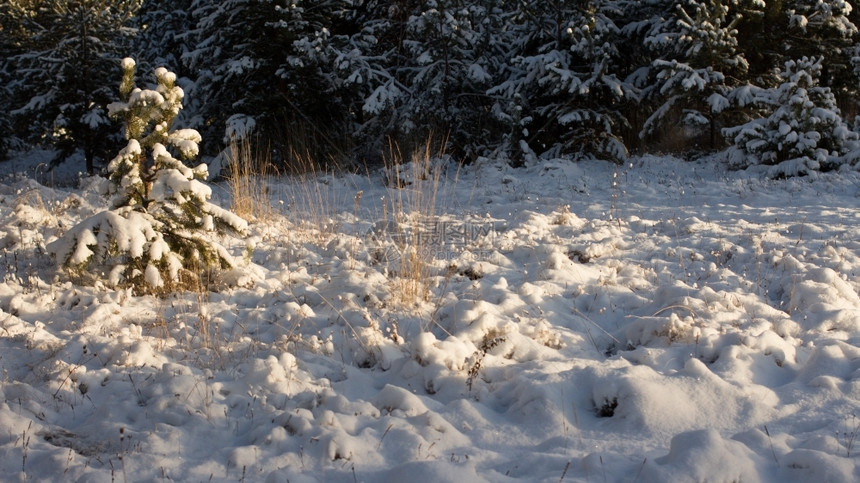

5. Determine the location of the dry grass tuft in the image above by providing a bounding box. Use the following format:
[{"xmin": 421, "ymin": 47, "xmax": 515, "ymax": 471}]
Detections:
[
  {"xmin": 225, "ymin": 136, "xmax": 279, "ymax": 222},
  {"xmin": 280, "ymin": 150, "xmax": 347, "ymax": 244},
  {"xmin": 383, "ymin": 137, "xmax": 447, "ymax": 307}
]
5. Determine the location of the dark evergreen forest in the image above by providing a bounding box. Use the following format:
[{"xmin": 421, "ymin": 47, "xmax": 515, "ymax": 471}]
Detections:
[{"xmin": 2, "ymin": 1, "xmax": 860, "ymax": 177}]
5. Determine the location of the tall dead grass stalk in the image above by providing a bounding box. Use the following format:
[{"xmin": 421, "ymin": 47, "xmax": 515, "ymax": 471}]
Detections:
[
  {"xmin": 225, "ymin": 136, "xmax": 278, "ymax": 221},
  {"xmin": 384, "ymin": 138, "xmax": 448, "ymax": 307},
  {"xmin": 282, "ymin": 151, "xmax": 345, "ymax": 244}
]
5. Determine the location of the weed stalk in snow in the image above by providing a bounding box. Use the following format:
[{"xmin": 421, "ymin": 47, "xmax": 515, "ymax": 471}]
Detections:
[
  {"xmin": 764, "ymin": 425, "xmax": 779, "ymax": 464},
  {"xmin": 840, "ymin": 413, "xmax": 858, "ymax": 457},
  {"xmin": 20, "ymin": 421, "xmax": 32, "ymax": 477}
]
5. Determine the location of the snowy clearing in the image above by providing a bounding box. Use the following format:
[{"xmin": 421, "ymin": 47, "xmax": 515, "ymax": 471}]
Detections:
[{"xmin": 1, "ymin": 154, "xmax": 859, "ymax": 482}]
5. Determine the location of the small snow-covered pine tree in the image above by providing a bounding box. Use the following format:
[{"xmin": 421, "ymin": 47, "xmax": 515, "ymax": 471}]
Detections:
[
  {"xmin": 723, "ymin": 57, "xmax": 859, "ymax": 177},
  {"xmin": 48, "ymin": 58, "xmax": 248, "ymax": 292}
]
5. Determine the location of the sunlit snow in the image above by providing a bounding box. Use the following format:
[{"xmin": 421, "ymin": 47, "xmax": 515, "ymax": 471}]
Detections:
[{"xmin": 0, "ymin": 152, "xmax": 859, "ymax": 482}]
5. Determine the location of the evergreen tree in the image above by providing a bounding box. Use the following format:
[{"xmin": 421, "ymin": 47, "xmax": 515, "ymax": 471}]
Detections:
[
  {"xmin": 132, "ymin": 0, "xmax": 195, "ymax": 75},
  {"xmin": 0, "ymin": 3, "xmax": 18, "ymax": 160},
  {"xmin": 383, "ymin": 0, "xmax": 495, "ymax": 157},
  {"xmin": 787, "ymin": 1, "xmax": 859, "ymax": 110},
  {"xmin": 328, "ymin": 0, "xmax": 408, "ymax": 161},
  {"xmin": 271, "ymin": 0, "xmax": 371, "ymax": 165},
  {"xmin": 1, "ymin": 0, "xmax": 139, "ymax": 173},
  {"xmin": 131, "ymin": 0, "xmax": 202, "ymax": 140},
  {"xmin": 48, "ymin": 59, "xmax": 248, "ymax": 292},
  {"xmin": 724, "ymin": 57, "xmax": 859, "ymax": 177},
  {"xmin": 182, "ymin": 0, "xmax": 284, "ymax": 156},
  {"xmin": 183, "ymin": 0, "xmax": 363, "ymax": 165},
  {"xmin": 0, "ymin": 76, "xmax": 15, "ymax": 160},
  {"xmin": 613, "ymin": 0, "xmax": 674, "ymax": 150},
  {"xmin": 736, "ymin": 0, "xmax": 857, "ymax": 89},
  {"xmin": 489, "ymin": 0, "xmax": 634, "ymax": 163},
  {"xmin": 640, "ymin": 0, "xmax": 754, "ymax": 150}
]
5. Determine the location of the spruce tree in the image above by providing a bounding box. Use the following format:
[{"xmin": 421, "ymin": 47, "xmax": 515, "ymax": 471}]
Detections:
[
  {"xmin": 133, "ymin": 0, "xmax": 196, "ymax": 75},
  {"xmin": 386, "ymin": 0, "xmax": 492, "ymax": 157},
  {"xmin": 489, "ymin": 0, "xmax": 634, "ymax": 163},
  {"xmin": 183, "ymin": 0, "xmax": 285, "ymax": 156},
  {"xmin": 724, "ymin": 57, "xmax": 859, "ymax": 177},
  {"xmin": 1, "ymin": 0, "xmax": 139, "ymax": 173},
  {"xmin": 786, "ymin": 1, "xmax": 859, "ymax": 111},
  {"xmin": 640, "ymin": 0, "xmax": 753, "ymax": 150},
  {"xmin": 326, "ymin": 0, "xmax": 407, "ymax": 161},
  {"xmin": 271, "ymin": 0, "xmax": 368, "ymax": 165},
  {"xmin": 132, "ymin": 0, "xmax": 199, "ymax": 130}
]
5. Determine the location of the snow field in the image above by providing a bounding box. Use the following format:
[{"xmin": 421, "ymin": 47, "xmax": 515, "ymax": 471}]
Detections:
[{"xmin": 0, "ymin": 154, "xmax": 858, "ymax": 481}]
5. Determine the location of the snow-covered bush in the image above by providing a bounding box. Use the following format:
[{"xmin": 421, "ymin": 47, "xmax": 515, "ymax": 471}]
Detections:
[
  {"xmin": 723, "ymin": 57, "xmax": 859, "ymax": 177},
  {"xmin": 48, "ymin": 58, "xmax": 248, "ymax": 292}
]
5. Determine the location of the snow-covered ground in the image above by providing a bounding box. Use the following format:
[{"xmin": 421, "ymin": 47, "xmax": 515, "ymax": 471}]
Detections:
[{"xmin": 1, "ymin": 152, "xmax": 859, "ymax": 482}]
